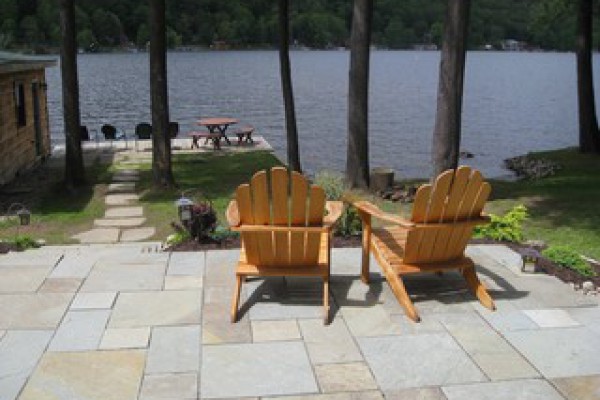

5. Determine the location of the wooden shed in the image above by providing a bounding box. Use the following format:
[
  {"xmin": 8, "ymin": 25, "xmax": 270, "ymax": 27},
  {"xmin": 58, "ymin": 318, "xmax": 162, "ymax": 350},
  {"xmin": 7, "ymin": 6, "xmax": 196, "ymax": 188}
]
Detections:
[{"xmin": 0, "ymin": 52, "xmax": 56, "ymax": 185}]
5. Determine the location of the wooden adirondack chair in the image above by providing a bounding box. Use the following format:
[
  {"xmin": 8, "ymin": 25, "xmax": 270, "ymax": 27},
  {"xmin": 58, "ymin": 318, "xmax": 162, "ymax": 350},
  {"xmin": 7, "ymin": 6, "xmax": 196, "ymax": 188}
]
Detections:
[
  {"xmin": 226, "ymin": 167, "xmax": 343, "ymax": 324},
  {"xmin": 354, "ymin": 166, "xmax": 495, "ymax": 322}
]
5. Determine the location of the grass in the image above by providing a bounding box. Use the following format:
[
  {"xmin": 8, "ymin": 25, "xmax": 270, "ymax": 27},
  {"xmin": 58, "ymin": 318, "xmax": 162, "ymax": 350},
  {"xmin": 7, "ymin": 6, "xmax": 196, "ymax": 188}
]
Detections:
[
  {"xmin": 0, "ymin": 155, "xmax": 114, "ymax": 244},
  {"xmin": 487, "ymin": 148, "xmax": 600, "ymax": 260}
]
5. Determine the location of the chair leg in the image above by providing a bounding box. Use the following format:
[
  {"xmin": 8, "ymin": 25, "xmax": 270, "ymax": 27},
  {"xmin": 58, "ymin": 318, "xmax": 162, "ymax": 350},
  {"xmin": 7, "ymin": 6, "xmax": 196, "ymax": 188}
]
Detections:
[
  {"xmin": 231, "ymin": 274, "xmax": 243, "ymax": 323},
  {"xmin": 323, "ymin": 277, "xmax": 330, "ymax": 325},
  {"xmin": 360, "ymin": 213, "xmax": 372, "ymax": 284},
  {"xmin": 383, "ymin": 265, "xmax": 420, "ymax": 322},
  {"xmin": 461, "ymin": 266, "xmax": 495, "ymax": 311}
]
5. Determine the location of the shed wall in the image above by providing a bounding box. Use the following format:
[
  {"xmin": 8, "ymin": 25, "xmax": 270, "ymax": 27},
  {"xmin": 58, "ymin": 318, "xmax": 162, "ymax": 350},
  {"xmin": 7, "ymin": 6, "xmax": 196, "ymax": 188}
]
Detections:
[{"xmin": 0, "ymin": 68, "xmax": 51, "ymax": 185}]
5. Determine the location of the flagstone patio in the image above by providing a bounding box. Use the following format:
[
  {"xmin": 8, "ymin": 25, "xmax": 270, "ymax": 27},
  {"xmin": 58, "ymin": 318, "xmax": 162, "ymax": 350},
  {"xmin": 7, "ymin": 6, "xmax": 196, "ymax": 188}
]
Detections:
[{"xmin": 0, "ymin": 244, "xmax": 598, "ymax": 399}]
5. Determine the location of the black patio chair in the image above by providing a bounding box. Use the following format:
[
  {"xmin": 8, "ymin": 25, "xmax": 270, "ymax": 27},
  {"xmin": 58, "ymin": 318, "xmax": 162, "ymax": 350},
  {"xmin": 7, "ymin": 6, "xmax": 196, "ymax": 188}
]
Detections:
[
  {"xmin": 169, "ymin": 122, "xmax": 179, "ymax": 138},
  {"xmin": 135, "ymin": 123, "xmax": 152, "ymax": 139}
]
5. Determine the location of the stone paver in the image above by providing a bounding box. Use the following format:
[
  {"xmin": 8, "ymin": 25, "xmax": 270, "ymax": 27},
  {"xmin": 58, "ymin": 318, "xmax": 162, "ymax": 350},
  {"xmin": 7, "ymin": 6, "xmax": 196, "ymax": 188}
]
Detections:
[
  {"xmin": 39, "ymin": 277, "xmax": 83, "ymax": 292},
  {"xmin": 442, "ymin": 379, "xmax": 564, "ymax": 400},
  {"xmin": 314, "ymin": 362, "xmax": 378, "ymax": 393},
  {"xmin": 201, "ymin": 342, "xmax": 318, "ymax": 398},
  {"xmin": 139, "ymin": 373, "xmax": 198, "ymax": 400},
  {"xmin": 100, "ymin": 327, "xmax": 151, "ymax": 350},
  {"xmin": 19, "ymin": 350, "xmax": 145, "ymax": 400},
  {"xmin": 551, "ymin": 375, "xmax": 600, "ymax": 400},
  {"xmin": 384, "ymin": 388, "xmax": 448, "ymax": 400},
  {"xmin": 50, "ymin": 253, "xmax": 97, "ymax": 278},
  {"xmin": 505, "ymin": 327, "xmax": 600, "ymax": 378},
  {"xmin": 105, "ymin": 193, "xmax": 140, "ymax": 206},
  {"xmin": 94, "ymin": 217, "xmax": 146, "ymax": 227},
  {"xmin": 342, "ymin": 305, "xmax": 401, "ymax": 337},
  {"xmin": 522, "ymin": 309, "xmax": 580, "ymax": 328},
  {"xmin": 73, "ymin": 228, "xmax": 120, "ymax": 244},
  {"xmin": 359, "ymin": 333, "xmax": 486, "ymax": 390},
  {"xmin": 81, "ymin": 263, "xmax": 165, "ymax": 292},
  {"xmin": 0, "ymin": 330, "xmax": 53, "ymax": 400},
  {"xmin": 71, "ymin": 292, "xmax": 117, "ymax": 309},
  {"xmin": 479, "ymin": 309, "xmax": 538, "ymax": 332},
  {"xmin": 266, "ymin": 393, "xmax": 384, "ymax": 400},
  {"xmin": 110, "ymin": 290, "xmax": 202, "ymax": 328},
  {"xmin": 168, "ymin": 252, "xmax": 205, "ymax": 276},
  {"xmin": 120, "ymin": 227, "xmax": 156, "ymax": 242},
  {"xmin": 299, "ymin": 318, "xmax": 363, "ymax": 364},
  {"xmin": 107, "ymin": 182, "xmax": 136, "ymax": 193},
  {"xmin": 0, "ymin": 267, "xmax": 47, "ymax": 293},
  {"xmin": 0, "ymin": 248, "xmax": 63, "ymax": 267},
  {"xmin": 49, "ymin": 310, "xmax": 111, "ymax": 351},
  {"xmin": 105, "ymin": 206, "xmax": 144, "ymax": 218},
  {"xmin": 164, "ymin": 275, "xmax": 203, "ymax": 290},
  {"xmin": 0, "ymin": 293, "xmax": 72, "ymax": 329},
  {"xmin": 251, "ymin": 320, "xmax": 301, "ymax": 342},
  {"xmin": 146, "ymin": 326, "xmax": 201, "ymax": 373}
]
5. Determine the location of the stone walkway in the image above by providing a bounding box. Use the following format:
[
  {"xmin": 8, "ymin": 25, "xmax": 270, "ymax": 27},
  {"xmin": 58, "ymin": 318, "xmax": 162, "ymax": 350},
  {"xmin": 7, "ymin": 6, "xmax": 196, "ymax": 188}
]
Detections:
[
  {"xmin": 0, "ymin": 244, "xmax": 599, "ymax": 399},
  {"xmin": 72, "ymin": 170, "xmax": 156, "ymax": 244}
]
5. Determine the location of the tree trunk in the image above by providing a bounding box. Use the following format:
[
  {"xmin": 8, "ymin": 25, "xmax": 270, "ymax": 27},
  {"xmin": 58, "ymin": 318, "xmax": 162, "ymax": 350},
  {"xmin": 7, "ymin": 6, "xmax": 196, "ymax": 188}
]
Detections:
[
  {"xmin": 149, "ymin": 0, "xmax": 174, "ymax": 186},
  {"xmin": 576, "ymin": 0, "xmax": 600, "ymax": 153},
  {"xmin": 58, "ymin": 0, "xmax": 85, "ymax": 188},
  {"xmin": 431, "ymin": 0, "xmax": 471, "ymax": 177},
  {"xmin": 346, "ymin": 0, "xmax": 373, "ymax": 189},
  {"xmin": 278, "ymin": 0, "xmax": 302, "ymax": 172}
]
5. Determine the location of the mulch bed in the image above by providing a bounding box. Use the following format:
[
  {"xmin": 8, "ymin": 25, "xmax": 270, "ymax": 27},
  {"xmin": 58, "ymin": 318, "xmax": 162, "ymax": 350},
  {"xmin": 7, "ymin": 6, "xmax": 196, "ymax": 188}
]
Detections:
[{"xmin": 472, "ymin": 238, "xmax": 600, "ymax": 287}]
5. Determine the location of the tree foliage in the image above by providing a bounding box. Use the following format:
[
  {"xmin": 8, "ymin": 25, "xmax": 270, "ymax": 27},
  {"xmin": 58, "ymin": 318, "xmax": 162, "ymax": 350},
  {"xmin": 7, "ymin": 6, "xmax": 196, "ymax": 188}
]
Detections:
[{"xmin": 1, "ymin": 0, "xmax": 598, "ymax": 50}]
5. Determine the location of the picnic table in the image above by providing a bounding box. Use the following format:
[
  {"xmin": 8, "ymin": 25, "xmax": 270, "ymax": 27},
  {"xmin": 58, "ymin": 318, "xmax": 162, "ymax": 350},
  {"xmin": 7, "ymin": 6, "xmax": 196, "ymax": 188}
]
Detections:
[{"xmin": 196, "ymin": 117, "xmax": 238, "ymax": 147}]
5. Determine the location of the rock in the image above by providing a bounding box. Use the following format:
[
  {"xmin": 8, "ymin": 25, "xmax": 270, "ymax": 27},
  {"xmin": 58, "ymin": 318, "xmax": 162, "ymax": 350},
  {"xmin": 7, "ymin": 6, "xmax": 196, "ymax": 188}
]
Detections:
[
  {"xmin": 524, "ymin": 239, "xmax": 546, "ymax": 249},
  {"xmin": 582, "ymin": 281, "xmax": 595, "ymax": 294},
  {"xmin": 569, "ymin": 282, "xmax": 577, "ymax": 291},
  {"xmin": 35, "ymin": 239, "xmax": 46, "ymax": 246},
  {"xmin": 588, "ymin": 290, "xmax": 598, "ymax": 296},
  {"xmin": 504, "ymin": 155, "xmax": 561, "ymax": 180}
]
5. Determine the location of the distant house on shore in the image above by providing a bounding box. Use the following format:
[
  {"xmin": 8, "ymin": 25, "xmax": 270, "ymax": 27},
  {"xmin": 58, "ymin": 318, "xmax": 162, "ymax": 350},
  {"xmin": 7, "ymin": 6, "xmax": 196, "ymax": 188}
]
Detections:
[{"xmin": 0, "ymin": 52, "xmax": 56, "ymax": 185}]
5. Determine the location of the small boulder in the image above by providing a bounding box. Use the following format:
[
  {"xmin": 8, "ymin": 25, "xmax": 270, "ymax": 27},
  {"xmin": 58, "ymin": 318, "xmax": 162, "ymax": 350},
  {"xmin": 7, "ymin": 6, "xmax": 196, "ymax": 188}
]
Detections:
[{"xmin": 582, "ymin": 281, "xmax": 595, "ymax": 294}]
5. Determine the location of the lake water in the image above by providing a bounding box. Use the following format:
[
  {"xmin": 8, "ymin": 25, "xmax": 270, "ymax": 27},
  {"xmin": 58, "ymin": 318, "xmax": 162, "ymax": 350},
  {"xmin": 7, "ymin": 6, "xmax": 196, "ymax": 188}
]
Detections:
[{"xmin": 45, "ymin": 50, "xmax": 599, "ymax": 178}]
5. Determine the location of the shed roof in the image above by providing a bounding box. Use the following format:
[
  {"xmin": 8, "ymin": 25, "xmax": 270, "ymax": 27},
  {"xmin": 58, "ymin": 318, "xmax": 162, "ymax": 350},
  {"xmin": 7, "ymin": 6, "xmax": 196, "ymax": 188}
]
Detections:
[{"xmin": 0, "ymin": 51, "xmax": 57, "ymax": 75}]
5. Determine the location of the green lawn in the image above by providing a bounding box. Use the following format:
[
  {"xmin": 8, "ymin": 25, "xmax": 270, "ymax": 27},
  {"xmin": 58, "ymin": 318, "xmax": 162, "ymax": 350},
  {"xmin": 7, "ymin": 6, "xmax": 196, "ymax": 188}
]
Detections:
[
  {"xmin": 0, "ymin": 156, "xmax": 114, "ymax": 244},
  {"xmin": 486, "ymin": 148, "xmax": 600, "ymax": 260}
]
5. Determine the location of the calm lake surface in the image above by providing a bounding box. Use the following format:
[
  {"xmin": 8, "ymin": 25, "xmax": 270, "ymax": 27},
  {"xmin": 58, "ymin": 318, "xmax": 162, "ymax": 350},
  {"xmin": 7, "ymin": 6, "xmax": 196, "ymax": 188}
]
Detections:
[{"xmin": 45, "ymin": 51, "xmax": 599, "ymax": 178}]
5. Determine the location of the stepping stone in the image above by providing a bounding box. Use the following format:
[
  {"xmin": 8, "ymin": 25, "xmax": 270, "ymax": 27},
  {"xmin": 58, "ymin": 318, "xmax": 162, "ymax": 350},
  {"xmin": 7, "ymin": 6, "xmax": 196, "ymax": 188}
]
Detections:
[
  {"xmin": 120, "ymin": 227, "xmax": 156, "ymax": 242},
  {"xmin": 105, "ymin": 193, "xmax": 140, "ymax": 206},
  {"xmin": 107, "ymin": 182, "xmax": 136, "ymax": 194},
  {"xmin": 72, "ymin": 228, "xmax": 120, "ymax": 244},
  {"xmin": 105, "ymin": 207, "xmax": 143, "ymax": 218},
  {"xmin": 112, "ymin": 171, "xmax": 140, "ymax": 182},
  {"xmin": 94, "ymin": 217, "xmax": 146, "ymax": 228}
]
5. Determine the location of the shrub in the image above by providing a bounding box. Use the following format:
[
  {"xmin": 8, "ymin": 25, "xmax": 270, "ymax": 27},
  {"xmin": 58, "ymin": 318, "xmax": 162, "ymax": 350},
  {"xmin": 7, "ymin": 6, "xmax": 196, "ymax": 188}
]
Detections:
[
  {"xmin": 313, "ymin": 170, "xmax": 362, "ymax": 237},
  {"xmin": 542, "ymin": 245, "xmax": 596, "ymax": 277},
  {"xmin": 11, "ymin": 235, "xmax": 40, "ymax": 251},
  {"xmin": 474, "ymin": 204, "xmax": 528, "ymax": 242}
]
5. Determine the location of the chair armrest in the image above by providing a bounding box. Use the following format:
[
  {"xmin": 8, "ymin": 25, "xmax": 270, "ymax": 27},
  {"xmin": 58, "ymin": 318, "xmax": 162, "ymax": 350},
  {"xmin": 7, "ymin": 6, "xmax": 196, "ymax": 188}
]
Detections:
[
  {"xmin": 323, "ymin": 201, "xmax": 344, "ymax": 228},
  {"xmin": 353, "ymin": 201, "xmax": 415, "ymax": 228},
  {"xmin": 226, "ymin": 200, "xmax": 241, "ymax": 227}
]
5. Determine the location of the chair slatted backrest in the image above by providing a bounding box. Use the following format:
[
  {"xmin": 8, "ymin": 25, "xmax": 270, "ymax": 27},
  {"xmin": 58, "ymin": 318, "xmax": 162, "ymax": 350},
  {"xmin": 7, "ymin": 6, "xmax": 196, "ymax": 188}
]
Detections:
[
  {"xmin": 403, "ymin": 166, "xmax": 491, "ymax": 264},
  {"xmin": 236, "ymin": 167, "xmax": 326, "ymax": 266}
]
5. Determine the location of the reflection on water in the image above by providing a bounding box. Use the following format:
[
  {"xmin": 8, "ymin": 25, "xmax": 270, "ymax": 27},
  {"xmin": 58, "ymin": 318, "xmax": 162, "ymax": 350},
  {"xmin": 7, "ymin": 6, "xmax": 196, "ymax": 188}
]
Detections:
[{"xmin": 46, "ymin": 50, "xmax": 595, "ymax": 178}]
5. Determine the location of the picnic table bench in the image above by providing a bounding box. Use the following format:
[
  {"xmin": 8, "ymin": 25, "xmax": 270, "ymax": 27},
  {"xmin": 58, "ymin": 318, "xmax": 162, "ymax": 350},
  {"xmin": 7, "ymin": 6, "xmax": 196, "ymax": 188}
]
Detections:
[
  {"xmin": 231, "ymin": 126, "xmax": 254, "ymax": 145},
  {"xmin": 188, "ymin": 131, "xmax": 222, "ymax": 150}
]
